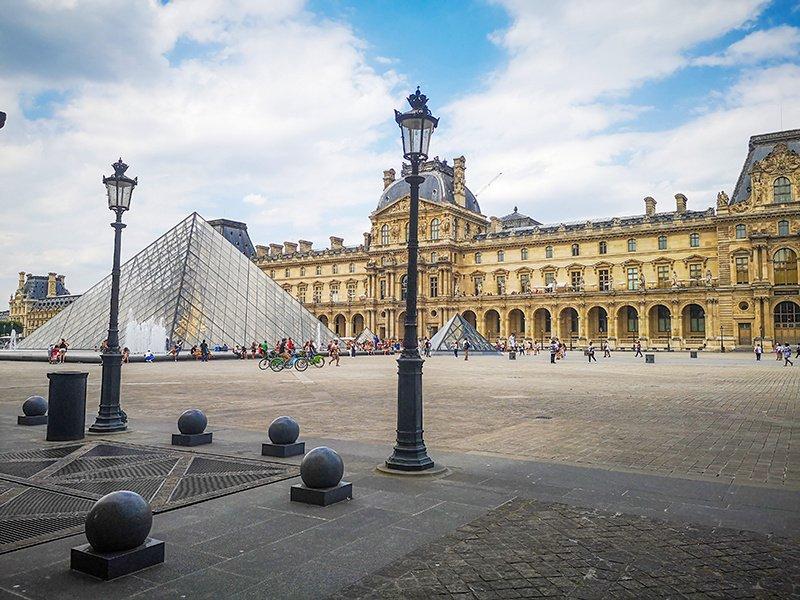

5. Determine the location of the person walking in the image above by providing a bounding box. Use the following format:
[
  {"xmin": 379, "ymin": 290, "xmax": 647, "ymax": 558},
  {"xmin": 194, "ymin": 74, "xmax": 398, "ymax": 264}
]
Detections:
[
  {"xmin": 424, "ymin": 338, "xmax": 432, "ymax": 358},
  {"xmin": 452, "ymin": 340, "xmax": 459, "ymax": 358},
  {"xmin": 328, "ymin": 341, "xmax": 340, "ymax": 366},
  {"xmin": 550, "ymin": 338, "xmax": 557, "ymax": 364},
  {"xmin": 587, "ymin": 342, "xmax": 597, "ymax": 363},
  {"xmin": 200, "ymin": 339, "xmax": 209, "ymax": 362},
  {"xmin": 795, "ymin": 342, "xmax": 800, "ymax": 359},
  {"xmin": 776, "ymin": 343, "xmax": 783, "ymax": 361},
  {"xmin": 463, "ymin": 339, "xmax": 470, "ymax": 361},
  {"xmin": 783, "ymin": 344, "xmax": 794, "ymax": 366},
  {"xmin": 754, "ymin": 344, "xmax": 762, "ymax": 361},
  {"xmin": 603, "ymin": 340, "xmax": 611, "ymax": 358},
  {"xmin": 634, "ymin": 340, "xmax": 643, "ymax": 358}
]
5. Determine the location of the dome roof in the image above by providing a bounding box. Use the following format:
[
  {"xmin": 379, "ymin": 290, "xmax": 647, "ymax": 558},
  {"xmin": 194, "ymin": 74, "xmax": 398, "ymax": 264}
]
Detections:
[{"xmin": 376, "ymin": 161, "xmax": 481, "ymax": 214}]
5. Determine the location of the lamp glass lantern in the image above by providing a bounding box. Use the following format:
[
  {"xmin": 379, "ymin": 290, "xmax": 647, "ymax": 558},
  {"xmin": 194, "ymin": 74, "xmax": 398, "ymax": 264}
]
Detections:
[
  {"xmin": 395, "ymin": 87, "xmax": 439, "ymax": 161},
  {"xmin": 103, "ymin": 158, "xmax": 137, "ymax": 211}
]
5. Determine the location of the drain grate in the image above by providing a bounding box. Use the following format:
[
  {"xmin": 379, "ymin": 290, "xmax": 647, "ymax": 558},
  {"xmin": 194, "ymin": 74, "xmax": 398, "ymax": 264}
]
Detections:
[
  {"xmin": 0, "ymin": 441, "xmax": 299, "ymax": 554},
  {"xmin": 534, "ymin": 415, "xmax": 553, "ymax": 420}
]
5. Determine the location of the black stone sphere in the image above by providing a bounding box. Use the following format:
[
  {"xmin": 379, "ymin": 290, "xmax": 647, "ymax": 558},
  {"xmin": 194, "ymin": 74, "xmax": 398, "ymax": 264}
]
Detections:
[
  {"xmin": 22, "ymin": 395, "xmax": 47, "ymax": 416},
  {"xmin": 300, "ymin": 446, "xmax": 344, "ymax": 489},
  {"xmin": 268, "ymin": 416, "xmax": 300, "ymax": 445},
  {"xmin": 85, "ymin": 490, "xmax": 152, "ymax": 553},
  {"xmin": 177, "ymin": 409, "xmax": 207, "ymax": 435}
]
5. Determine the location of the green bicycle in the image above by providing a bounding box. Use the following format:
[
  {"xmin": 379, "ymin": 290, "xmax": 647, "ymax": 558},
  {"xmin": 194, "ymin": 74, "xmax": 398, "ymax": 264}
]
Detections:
[
  {"xmin": 267, "ymin": 353, "xmax": 309, "ymax": 372},
  {"xmin": 305, "ymin": 353, "xmax": 325, "ymax": 369}
]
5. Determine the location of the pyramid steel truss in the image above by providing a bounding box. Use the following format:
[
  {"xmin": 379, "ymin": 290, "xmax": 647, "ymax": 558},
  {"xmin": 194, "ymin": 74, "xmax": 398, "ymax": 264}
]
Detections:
[
  {"xmin": 428, "ymin": 314, "xmax": 498, "ymax": 353},
  {"xmin": 355, "ymin": 327, "xmax": 378, "ymax": 345},
  {"xmin": 20, "ymin": 213, "xmax": 335, "ymax": 350}
]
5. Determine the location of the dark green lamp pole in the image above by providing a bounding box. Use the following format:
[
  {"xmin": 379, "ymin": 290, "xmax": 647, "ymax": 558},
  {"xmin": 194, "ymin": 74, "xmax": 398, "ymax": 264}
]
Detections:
[
  {"xmin": 89, "ymin": 159, "xmax": 137, "ymax": 433},
  {"xmin": 385, "ymin": 88, "xmax": 438, "ymax": 472}
]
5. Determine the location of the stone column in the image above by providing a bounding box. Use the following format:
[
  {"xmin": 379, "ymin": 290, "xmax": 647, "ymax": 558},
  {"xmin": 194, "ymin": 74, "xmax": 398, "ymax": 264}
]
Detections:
[{"xmin": 638, "ymin": 302, "xmax": 648, "ymax": 344}]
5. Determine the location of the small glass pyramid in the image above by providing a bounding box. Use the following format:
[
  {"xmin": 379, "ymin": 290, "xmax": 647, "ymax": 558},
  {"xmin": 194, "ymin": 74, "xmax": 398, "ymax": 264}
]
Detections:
[
  {"xmin": 19, "ymin": 213, "xmax": 335, "ymax": 351},
  {"xmin": 428, "ymin": 314, "xmax": 498, "ymax": 353},
  {"xmin": 355, "ymin": 327, "xmax": 378, "ymax": 345}
]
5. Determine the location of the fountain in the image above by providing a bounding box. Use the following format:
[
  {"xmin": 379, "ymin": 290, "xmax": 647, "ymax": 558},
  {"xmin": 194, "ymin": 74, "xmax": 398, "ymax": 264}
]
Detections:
[
  {"xmin": 9, "ymin": 328, "xmax": 17, "ymax": 350},
  {"xmin": 122, "ymin": 313, "xmax": 167, "ymax": 354}
]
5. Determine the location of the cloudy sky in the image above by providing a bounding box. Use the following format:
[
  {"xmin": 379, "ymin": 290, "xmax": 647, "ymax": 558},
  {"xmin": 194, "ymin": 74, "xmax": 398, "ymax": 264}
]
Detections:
[{"xmin": 1, "ymin": 0, "xmax": 799, "ymax": 302}]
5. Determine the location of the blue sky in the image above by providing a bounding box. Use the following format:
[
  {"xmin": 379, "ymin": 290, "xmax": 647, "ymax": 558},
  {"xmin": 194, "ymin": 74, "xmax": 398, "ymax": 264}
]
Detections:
[{"xmin": 1, "ymin": 0, "xmax": 799, "ymax": 302}]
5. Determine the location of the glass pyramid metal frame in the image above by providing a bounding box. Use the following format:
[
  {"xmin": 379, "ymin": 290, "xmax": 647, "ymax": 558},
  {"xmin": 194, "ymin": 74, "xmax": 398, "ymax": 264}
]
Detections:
[
  {"xmin": 355, "ymin": 327, "xmax": 378, "ymax": 345},
  {"xmin": 20, "ymin": 213, "xmax": 335, "ymax": 351},
  {"xmin": 428, "ymin": 313, "xmax": 498, "ymax": 353}
]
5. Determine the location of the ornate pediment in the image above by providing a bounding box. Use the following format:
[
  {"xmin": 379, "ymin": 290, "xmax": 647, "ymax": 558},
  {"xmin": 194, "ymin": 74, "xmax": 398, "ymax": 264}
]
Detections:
[
  {"xmin": 754, "ymin": 142, "xmax": 800, "ymax": 175},
  {"xmin": 681, "ymin": 254, "xmax": 708, "ymax": 267}
]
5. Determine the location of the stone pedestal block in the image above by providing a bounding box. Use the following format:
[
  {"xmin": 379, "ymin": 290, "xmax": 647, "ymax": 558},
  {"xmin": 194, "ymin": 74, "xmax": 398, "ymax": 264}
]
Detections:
[
  {"xmin": 171, "ymin": 432, "xmax": 212, "ymax": 446},
  {"xmin": 71, "ymin": 538, "xmax": 164, "ymax": 580},
  {"xmin": 262, "ymin": 441, "xmax": 305, "ymax": 457},
  {"xmin": 17, "ymin": 415, "xmax": 48, "ymax": 426},
  {"xmin": 290, "ymin": 482, "xmax": 352, "ymax": 506},
  {"xmin": 645, "ymin": 354, "xmax": 655, "ymax": 363}
]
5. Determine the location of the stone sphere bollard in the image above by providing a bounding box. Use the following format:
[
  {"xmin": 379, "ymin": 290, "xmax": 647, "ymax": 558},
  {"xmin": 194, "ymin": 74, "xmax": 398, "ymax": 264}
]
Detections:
[
  {"xmin": 85, "ymin": 491, "xmax": 152, "ymax": 553},
  {"xmin": 177, "ymin": 409, "xmax": 207, "ymax": 435},
  {"xmin": 268, "ymin": 416, "xmax": 300, "ymax": 445},
  {"xmin": 300, "ymin": 446, "xmax": 344, "ymax": 489},
  {"xmin": 22, "ymin": 395, "xmax": 47, "ymax": 416}
]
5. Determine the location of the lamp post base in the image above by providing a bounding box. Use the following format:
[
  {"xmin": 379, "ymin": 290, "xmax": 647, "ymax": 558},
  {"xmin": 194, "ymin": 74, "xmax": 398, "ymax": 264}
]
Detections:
[
  {"xmin": 385, "ymin": 354, "xmax": 434, "ymax": 472},
  {"xmin": 89, "ymin": 351, "xmax": 127, "ymax": 434}
]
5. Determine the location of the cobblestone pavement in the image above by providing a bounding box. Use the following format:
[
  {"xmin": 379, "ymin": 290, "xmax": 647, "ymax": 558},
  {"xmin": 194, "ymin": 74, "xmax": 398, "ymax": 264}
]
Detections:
[
  {"xmin": 336, "ymin": 498, "xmax": 800, "ymax": 599},
  {"xmin": 1, "ymin": 352, "xmax": 798, "ymax": 488}
]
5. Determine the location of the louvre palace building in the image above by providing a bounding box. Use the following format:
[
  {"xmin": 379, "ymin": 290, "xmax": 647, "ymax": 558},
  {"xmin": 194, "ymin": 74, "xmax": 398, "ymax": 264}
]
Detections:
[{"xmin": 256, "ymin": 129, "xmax": 800, "ymax": 350}]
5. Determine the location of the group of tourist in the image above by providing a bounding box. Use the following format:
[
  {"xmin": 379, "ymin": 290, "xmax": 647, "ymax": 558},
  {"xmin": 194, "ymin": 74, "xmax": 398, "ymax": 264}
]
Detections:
[
  {"xmin": 47, "ymin": 338, "xmax": 69, "ymax": 364},
  {"xmin": 766, "ymin": 342, "xmax": 799, "ymax": 366}
]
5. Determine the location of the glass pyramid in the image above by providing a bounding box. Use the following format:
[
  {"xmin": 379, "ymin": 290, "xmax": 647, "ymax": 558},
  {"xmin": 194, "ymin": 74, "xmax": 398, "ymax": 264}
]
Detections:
[
  {"xmin": 19, "ymin": 213, "xmax": 335, "ymax": 351},
  {"xmin": 428, "ymin": 314, "xmax": 498, "ymax": 353},
  {"xmin": 355, "ymin": 327, "xmax": 378, "ymax": 345}
]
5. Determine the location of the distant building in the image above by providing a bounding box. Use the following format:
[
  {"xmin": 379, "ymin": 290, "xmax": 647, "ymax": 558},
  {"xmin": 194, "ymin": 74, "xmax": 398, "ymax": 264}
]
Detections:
[
  {"xmin": 255, "ymin": 130, "xmax": 800, "ymax": 349},
  {"xmin": 9, "ymin": 272, "xmax": 80, "ymax": 336}
]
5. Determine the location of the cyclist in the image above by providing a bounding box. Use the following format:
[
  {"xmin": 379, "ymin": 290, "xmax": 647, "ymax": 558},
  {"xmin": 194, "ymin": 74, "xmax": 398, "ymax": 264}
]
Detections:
[
  {"xmin": 277, "ymin": 338, "xmax": 290, "ymax": 361},
  {"xmin": 304, "ymin": 339, "xmax": 317, "ymax": 357}
]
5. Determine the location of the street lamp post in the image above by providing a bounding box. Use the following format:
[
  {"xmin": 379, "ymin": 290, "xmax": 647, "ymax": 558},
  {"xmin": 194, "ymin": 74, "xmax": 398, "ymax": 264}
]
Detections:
[
  {"xmin": 385, "ymin": 88, "xmax": 438, "ymax": 472},
  {"xmin": 720, "ymin": 324, "xmax": 725, "ymax": 353},
  {"xmin": 89, "ymin": 159, "xmax": 137, "ymax": 434}
]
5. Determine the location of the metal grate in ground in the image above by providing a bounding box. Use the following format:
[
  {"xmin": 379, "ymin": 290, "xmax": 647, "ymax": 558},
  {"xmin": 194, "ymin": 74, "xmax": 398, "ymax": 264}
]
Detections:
[{"xmin": 0, "ymin": 441, "xmax": 299, "ymax": 554}]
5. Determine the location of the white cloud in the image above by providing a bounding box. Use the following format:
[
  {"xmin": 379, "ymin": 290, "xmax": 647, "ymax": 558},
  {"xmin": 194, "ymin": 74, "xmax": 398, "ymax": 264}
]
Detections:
[
  {"xmin": 693, "ymin": 25, "xmax": 800, "ymax": 67},
  {"xmin": 0, "ymin": 0, "xmax": 401, "ymax": 301},
  {"xmin": 435, "ymin": 0, "xmax": 798, "ymax": 224}
]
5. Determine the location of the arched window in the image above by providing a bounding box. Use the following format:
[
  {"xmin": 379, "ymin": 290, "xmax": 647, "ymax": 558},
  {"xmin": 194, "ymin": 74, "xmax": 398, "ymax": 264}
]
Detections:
[
  {"xmin": 571, "ymin": 244, "xmax": 580, "ymax": 257},
  {"xmin": 598, "ymin": 241, "xmax": 607, "ymax": 255},
  {"xmin": 497, "ymin": 250, "xmax": 505, "ymax": 262},
  {"xmin": 475, "ymin": 252, "xmax": 482, "ymax": 264},
  {"xmin": 689, "ymin": 305, "xmax": 705, "ymax": 333},
  {"xmin": 545, "ymin": 245, "xmax": 553, "ymax": 259},
  {"xmin": 689, "ymin": 232, "xmax": 700, "ymax": 248},
  {"xmin": 774, "ymin": 177, "xmax": 792, "ymax": 203},
  {"xmin": 430, "ymin": 251, "xmax": 438, "ymax": 263},
  {"xmin": 430, "ymin": 218, "xmax": 440, "ymax": 240},
  {"xmin": 521, "ymin": 248, "xmax": 529, "ymax": 260},
  {"xmin": 284, "ymin": 268, "xmax": 290, "ymax": 278},
  {"xmin": 658, "ymin": 235, "xmax": 667, "ymax": 250},
  {"xmin": 627, "ymin": 239, "xmax": 637, "ymax": 252},
  {"xmin": 380, "ymin": 224, "xmax": 389, "ymax": 245},
  {"xmin": 348, "ymin": 262, "xmax": 355, "ymax": 273},
  {"xmin": 778, "ymin": 220, "xmax": 790, "ymax": 236},
  {"xmin": 735, "ymin": 224, "xmax": 746, "ymax": 239},
  {"xmin": 774, "ymin": 248, "xmax": 798, "ymax": 285},
  {"xmin": 405, "ymin": 222, "xmax": 409, "ymax": 242}
]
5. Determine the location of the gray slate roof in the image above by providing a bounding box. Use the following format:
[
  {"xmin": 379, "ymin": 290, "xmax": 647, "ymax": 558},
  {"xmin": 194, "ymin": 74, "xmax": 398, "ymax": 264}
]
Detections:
[
  {"xmin": 731, "ymin": 129, "xmax": 800, "ymax": 204},
  {"xmin": 208, "ymin": 219, "xmax": 256, "ymax": 258},
  {"xmin": 377, "ymin": 159, "xmax": 481, "ymax": 214},
  {"xmin": 22, "ymin": 276, "xmax": 70, "ymax": 300}
]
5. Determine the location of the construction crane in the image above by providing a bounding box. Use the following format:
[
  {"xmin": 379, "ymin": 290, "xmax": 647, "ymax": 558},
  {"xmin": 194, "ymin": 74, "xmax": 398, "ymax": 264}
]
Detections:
[{"xmin": 475, "ymin": 172, "xmax": 502, "ymax": 197}]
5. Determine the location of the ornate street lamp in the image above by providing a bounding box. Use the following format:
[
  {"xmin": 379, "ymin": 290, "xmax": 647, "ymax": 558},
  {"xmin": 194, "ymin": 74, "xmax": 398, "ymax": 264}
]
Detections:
[
  {"xmin": 720, "ymin": 324, "xmax": 725, "ymax": 353},
  {"xmin": 89, "ymin": 159, "xmax": 137, "ymax": 434},
  {"xmin": 384, "ymin": 88, "xmax": 438, "ymax": 472}
]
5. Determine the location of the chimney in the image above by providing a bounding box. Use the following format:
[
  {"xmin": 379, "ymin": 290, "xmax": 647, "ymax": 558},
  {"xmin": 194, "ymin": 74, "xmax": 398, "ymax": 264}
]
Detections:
[
  {"xmin": 330, "ymin": 236, "xmax": 344, "ymax": 250},
  {"xmin": 383, "ymin": 168, "xmax": 396, "ymax": 190},
  {"xmin": 453, "ymin": 156, "xmax": 466, "ymax": 207},
  {"xmin": 47, "ymin": 272, "xmax": 57, "ymax": 297},
  {"xmin": 283, "ymin": 241, "xmax": 298, "ymax": 255},
  {"xmin": 269, "ymin": 243, "xmax": 283, "ymax": 257},
  {"xmin": 255, "ymin": 245, "xmax": 268, "ymax": 258},
  {"xmin": 675, "ymin": 193, "xmax": 687, "ymax": 214},
  {"xmin": 363, "ymin": 232, "xmax": 371, "ymax": 251},
  {"xmin": 644, "ymin": 196, "xmax": 656, "ymax": 217},
  {"xmin": 489, "ymin": 216, "xmax": 501, "ymax": 234},
  {"xmin": 18, "ymin": 272, "xmax": 25, "ymax": 290},
  {"xmin": 298, "ymin": 240, "xmax": 313, "ymax": 253}
]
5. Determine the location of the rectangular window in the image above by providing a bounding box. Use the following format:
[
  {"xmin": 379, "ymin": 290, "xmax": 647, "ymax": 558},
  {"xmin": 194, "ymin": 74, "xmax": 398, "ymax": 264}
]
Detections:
[
  {"xmin": 520, "ymin": 274, "xmax": 531, "ymax": 293},
  {"xmin": 429, "ymin": 276, "xmax": 438, "ymax": 298},
  {"xmin": 315, "ymin": 266, "xmax": 322, "ymax": 276},
  {"xmin": 379, "ymin": 279, "xmax": 386, "ymax": 299},
  {"xmin": 627, "ymin": 267, "xmax": 639, "ymax": 290},
  {"xmin": 298, "ymin": 288, "xmax": 306, "ymax": 303},
  {"xmin": 545, "ymin": 272, "xmax": 555, "ymax": 288},
  {"xmin": 313, "ymin": 286, "xmax": 322, "ymax": 303},
  {"xmin": 347, "ymin": 283, "xmax": 356, "ymax": 301},
  {"xmin": 330, "ymin": 285, "xmax": 339, "ymax": 302},
  {"xmin": 735, "ymin": 257, "xmax": 749, "ymax": 284},
  {"xmin": 496, "ymin": 275, "xmax": 506, "ymax": 295},
  {"xmin": 598, "ymin": 269, "xmax": 610, "ymax": 291},
  {"xmin": 570, "ymin": 271, "xmax": 581, "ymax": 291},
  {"xmin": 689, "ymin": 263, "xmax": 702, "ymax": 280},
  {"xmin": 657, "ymin": 265, "xmax": 670, "ymax": 288},
  {"xmin": 474, "ymin": 276, "xmax": 484, "ymax": 295}
]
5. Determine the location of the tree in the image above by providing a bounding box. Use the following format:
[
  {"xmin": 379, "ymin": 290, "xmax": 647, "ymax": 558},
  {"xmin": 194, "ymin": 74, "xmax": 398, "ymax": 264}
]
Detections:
[{"xmin": 0, "ymin": 320, "xmax": 24, "ymax": 336}]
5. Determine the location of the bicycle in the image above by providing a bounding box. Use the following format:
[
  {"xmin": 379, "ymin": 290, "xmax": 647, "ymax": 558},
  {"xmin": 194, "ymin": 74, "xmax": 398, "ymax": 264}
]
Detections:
[
  {"xmin": 304, "ymin": 352, "xmax": 325, "ymax": 369},
  {"xmin": 268, "ymin": 353, "xmax": 309, "ymax": 372},
  {"xmin": 258, "ymin": 350, "xmax": 278, "ymax": 371}
]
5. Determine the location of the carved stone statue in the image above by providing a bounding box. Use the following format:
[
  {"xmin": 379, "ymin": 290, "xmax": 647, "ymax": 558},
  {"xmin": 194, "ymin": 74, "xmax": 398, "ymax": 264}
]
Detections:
[{"xmin": 716, "ymin": 190, "xmax": 729, "ymax": 208}]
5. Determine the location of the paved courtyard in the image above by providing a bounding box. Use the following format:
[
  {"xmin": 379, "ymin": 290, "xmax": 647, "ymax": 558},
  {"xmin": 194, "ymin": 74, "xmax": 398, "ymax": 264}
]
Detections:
[{"xmin": 0, "ymin": 352, "xmax": 798, "ymax": 598}]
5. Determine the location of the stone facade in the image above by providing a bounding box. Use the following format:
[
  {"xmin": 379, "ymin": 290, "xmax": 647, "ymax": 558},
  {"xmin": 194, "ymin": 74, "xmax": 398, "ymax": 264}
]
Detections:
[
  {"xmin": 256, "ymin": 130, "xmax": 800, "ymax": 350},
  {"xmin": 9, "ymin": 272, "xmax": 79, "ymax": 336}
]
